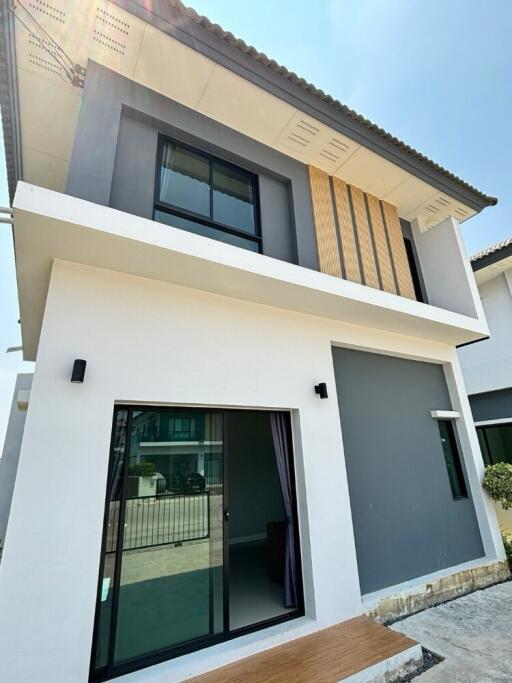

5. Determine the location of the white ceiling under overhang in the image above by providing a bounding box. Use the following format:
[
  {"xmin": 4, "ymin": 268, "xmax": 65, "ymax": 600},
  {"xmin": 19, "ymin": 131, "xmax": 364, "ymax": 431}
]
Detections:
[
  {"xmin": 13, "ymin": 0, "xmax": 477, "ymax": 228},
  {"xmin": 474, "ymin": 256, "xmax": 512, "ymax": 284}
]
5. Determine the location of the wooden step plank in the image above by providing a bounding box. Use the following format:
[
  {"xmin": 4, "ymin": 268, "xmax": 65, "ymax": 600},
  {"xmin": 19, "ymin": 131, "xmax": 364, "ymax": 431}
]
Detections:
[{"xmin": 188, "ymin": 616, "xmax": 418, "ymax": 683}]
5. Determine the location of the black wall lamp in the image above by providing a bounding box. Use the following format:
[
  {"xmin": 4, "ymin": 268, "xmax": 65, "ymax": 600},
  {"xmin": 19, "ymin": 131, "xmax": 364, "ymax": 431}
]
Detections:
[
  {"xmin": 314, "ymin": 382, "xmax": 328, "ymax": 399},
  {"xmin": 71, "ymin": 359, "xmax": 87, "ymax": 383}
]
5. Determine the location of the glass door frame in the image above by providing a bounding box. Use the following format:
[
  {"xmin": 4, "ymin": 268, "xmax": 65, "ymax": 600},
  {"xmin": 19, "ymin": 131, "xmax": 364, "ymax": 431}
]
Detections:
[{"xmin": 89, "ymin": 405, "xmax": 304, "ymax": 682}]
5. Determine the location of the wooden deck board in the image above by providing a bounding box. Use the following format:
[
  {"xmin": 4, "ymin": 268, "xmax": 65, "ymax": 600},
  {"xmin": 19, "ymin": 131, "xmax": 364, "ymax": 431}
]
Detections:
[{"xmin": 188, "ymin": 616, "xmax": 418, "ymax": 682}]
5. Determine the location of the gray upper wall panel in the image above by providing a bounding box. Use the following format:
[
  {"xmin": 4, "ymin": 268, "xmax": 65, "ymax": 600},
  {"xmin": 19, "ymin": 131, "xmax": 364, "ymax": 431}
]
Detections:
[
  {"xmin": 110, "ymin": 111, "xmax": 298, "ymax": 264},
  {"xmin": 67, "ymin": 62, "xmax": 318, "ymax": 269}
]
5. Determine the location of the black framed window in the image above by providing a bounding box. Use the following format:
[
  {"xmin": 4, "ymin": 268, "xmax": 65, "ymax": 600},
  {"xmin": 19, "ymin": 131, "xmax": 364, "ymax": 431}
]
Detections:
[
  {"xmin": 438, "ymin": 419, "xmax": 468, "ymax": 499},
  {"xmin": 476, "ymin": 423, "xmax": 512, "ymax": 466},
  {"xmin": 154, "ymin": 137, "xmax": 261, "ymax": 253}
]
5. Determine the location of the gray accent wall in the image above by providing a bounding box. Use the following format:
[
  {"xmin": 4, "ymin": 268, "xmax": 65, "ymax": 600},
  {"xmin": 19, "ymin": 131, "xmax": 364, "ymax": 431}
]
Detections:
[
  {"xmin": 470, "ymin": 388, "xmax": 512, "ymax": 423},
  {"xmin": 68, "ymin": 61, "xmax": 319, "ymax": 269},
  {"xmin": 0, "ymin": 374, "xmax": 32, "ymax": 541},
  {"xmin": 332, "ymin": 347, "xmax": 483, "ymax": 594}
]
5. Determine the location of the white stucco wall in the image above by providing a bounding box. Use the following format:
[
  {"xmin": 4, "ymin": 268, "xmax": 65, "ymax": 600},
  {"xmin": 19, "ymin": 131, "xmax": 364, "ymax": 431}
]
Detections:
[
  {"xmin": 0, "ymin": 260, "xmax": 502, "ymax": 683},
  {"xmin": 412, "ymin": 217, "xmax": 484, "ymax": 320},
  {"xmin": 458, "ymin": 269, "xmax": 512, "ymax": 395}
]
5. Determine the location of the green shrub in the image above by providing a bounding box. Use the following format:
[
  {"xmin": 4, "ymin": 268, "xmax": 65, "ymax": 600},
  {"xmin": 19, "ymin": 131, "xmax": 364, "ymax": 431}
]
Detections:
[
  {"xmin": 482, "ymin": 462, "xmax": 512, "ymax": 510},
  {"xmin": 502, "ymin": 533, "xmax": 512, "ymax": 570},
  {"xmin": 128, "ymin": 462, "xmax": 156, "ymax": 478}
]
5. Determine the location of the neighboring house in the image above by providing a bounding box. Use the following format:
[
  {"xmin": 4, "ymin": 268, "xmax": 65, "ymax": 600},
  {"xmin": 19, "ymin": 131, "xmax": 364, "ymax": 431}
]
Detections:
[
  {"xmin": 458, "ymin": 237, "xmax": 512, "ymax": 533},
  {"xmin": 0, "ymin": 1, "xmax": 507, "ymax": 682},
  {"xmin": 459, "ymin": 237, "xmax": 512, "ymax": 465}
]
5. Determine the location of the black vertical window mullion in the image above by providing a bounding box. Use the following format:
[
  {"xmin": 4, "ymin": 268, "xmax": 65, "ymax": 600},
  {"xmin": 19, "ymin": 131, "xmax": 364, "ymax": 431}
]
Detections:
[
  {"xmin": 106, "ymin": 408, "xmax": 134, "ymax": 673},
  {"xmin": 222, "ymin": 410, "xmax": 230, "ymax": 635},
  {"xmin": 483, "ymin": 428, "xmax": 493, "ymax": 466},
  {"xmin": 209, "ymin": 157, "xmax": 214, "ymax": 221},
  {"xmin": 89, "ymin": 408, "xmax": 126, "ymax": 679}
]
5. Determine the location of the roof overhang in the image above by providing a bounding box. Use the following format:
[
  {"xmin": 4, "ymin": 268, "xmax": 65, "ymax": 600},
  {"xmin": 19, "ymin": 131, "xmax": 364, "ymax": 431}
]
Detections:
[
  {"xmin": 472, "ymin": 241, "xmax": 512, "ymax": 284},
  {"xmin": 0, "ymin": 0, "xmax": 495, "ymax": 229},
  {"xmin": 13, "ymin": 182, "xmax": 488, "ymax": 361}
]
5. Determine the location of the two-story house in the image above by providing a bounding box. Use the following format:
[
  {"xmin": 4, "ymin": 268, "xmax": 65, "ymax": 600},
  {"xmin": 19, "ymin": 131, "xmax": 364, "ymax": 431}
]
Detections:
[
  {"xmin": 459, "ymin": 237, "xmax": 512, "ymax": 465},
  {"xmin": 0, "ymin": 1, "xmax": 507, "ymax": 682},
  {"xmin": 459, "ymin": 237, "xmax": 512, "ymax": 535}
]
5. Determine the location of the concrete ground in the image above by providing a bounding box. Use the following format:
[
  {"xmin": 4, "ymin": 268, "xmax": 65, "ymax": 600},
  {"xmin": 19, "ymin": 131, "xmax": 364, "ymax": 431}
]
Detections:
[{"xmin": 391, "ymin": 580, "xmax": 512, "ymax": 682}]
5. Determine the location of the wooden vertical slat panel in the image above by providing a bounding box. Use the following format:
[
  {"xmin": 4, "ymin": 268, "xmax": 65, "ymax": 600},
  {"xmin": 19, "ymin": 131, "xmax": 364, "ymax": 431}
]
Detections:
[
  {"xmin": 308, "ymin": 165, "xmax": 342, "ymax": 277},
  {"xmin": 381, "ymin": 200, "xmax": 416, "ymax": 299},
  {"xmin": 366, "ymin": 193, "xmax": 396, "ymax": 294},
  {"xmin": 332, "ymin": 177, "xmax": 361, "ymax": 284},
  {"xmin": 349, "ymin": 185, "xmax": 379, "ymax": 289}
]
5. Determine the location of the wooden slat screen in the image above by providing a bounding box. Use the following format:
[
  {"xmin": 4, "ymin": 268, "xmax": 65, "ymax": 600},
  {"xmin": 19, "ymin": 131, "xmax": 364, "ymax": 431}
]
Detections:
[
  {"xmin": 348, "ymin": 185, "xmax": 379, "ymax": 290},
  {"xmin": 366, "ymin": 193, "xmax": 396, "ymax": 294},
  {"xmin": 308, "ymin": 164, "xmax": 418, "ymax": 301},
  {"xmin": 308, "ymin": 166, "xmax": 342, "ymax": 277},
  {"xmin": 332, "ymin": 177, "xmax": 361, "ymax": 284},
  {"xmin": 381, "ymin": 201, "xmax": 416, "ymax": 299}
]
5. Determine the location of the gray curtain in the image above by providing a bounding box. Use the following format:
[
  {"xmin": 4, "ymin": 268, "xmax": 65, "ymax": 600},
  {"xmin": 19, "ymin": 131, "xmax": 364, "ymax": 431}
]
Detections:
[{"xmin": 270, "ymin": 412, "xmax": 298, "ymax": 609}]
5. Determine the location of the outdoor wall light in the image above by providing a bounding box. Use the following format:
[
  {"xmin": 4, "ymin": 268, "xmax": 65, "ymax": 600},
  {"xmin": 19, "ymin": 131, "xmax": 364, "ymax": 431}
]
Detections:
[
  {"xmin": 71, "ymin": 359, "xmax": 87, "ymax": 383},
  {"xmin": 314, "ymin": 382, "xmax": 328, "ymax": 399}
]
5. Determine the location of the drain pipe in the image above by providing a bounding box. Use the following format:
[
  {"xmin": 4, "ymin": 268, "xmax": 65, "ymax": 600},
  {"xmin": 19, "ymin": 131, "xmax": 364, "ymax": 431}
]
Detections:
[{"xmin": 0, "ymin": 207, "xmax": 13, "ymax": 224}]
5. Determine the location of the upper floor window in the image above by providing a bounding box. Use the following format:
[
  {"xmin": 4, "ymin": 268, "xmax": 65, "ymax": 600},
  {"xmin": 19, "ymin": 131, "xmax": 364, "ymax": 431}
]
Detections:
[{"xmin": 154, "ymin": 137, "xmax": 261, "ymax": 252}]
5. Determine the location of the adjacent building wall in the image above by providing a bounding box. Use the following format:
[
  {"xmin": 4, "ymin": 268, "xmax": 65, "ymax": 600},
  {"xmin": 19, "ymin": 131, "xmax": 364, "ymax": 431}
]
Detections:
[
  {"xmin": 0, "ymin": 373, "xmax": 32, "ymax": 541},
  {"xmin": 0, "ymin": 259, "xmax": 501, "ymax": 683},
  {"xmin": 470, "ymin": 389, "xmax": 512, "ymax": 424},
  {"xmin": 459, "ymin": 270, "xmax": 512, "ymax": 398},
  {"xmin": 332, "ymin": 348, "xmax": 484, "ymax": 594}
]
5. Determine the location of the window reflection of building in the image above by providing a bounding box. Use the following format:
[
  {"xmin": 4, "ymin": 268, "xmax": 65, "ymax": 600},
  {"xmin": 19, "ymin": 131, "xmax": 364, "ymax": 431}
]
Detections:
[{"xmin": 129, "ymin": 411, "xmax": 223, "ymax": 493}]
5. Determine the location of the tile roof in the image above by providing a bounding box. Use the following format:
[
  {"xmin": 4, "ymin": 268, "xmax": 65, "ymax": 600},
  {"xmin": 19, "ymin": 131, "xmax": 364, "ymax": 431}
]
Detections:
[
  {"xmin": 0, "ymin": 0, "xmax": 498, "ymax": 209},
  {"xmin": 168, "ymin": 0, "xmax": 497, "ymax": 208},
  {"xmin": 471, "ymin": 236, "xmax": 512, "ymax": 266}
]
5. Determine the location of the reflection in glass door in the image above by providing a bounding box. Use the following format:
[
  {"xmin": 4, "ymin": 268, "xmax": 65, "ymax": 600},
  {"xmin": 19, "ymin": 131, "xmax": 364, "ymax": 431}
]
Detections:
[{"xmin": 91, "ymin": 408, "xmax": 224, "ymax": 678}]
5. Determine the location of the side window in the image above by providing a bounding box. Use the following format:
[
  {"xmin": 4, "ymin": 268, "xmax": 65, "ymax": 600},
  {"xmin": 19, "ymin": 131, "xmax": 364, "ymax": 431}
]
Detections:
[
  {"xmin": 476, "ymin": 424, "xmax": 512, "ymax": 466},
  {"xmin": 438, "ymin": 419, "xmax": 468, "ymax": 499}
]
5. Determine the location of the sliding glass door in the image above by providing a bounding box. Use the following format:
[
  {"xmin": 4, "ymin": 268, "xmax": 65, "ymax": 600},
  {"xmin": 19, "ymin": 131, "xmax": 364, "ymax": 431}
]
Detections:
[{"xmin": 90, "ymin": 407, "xmax": 302, "ymax": 681}]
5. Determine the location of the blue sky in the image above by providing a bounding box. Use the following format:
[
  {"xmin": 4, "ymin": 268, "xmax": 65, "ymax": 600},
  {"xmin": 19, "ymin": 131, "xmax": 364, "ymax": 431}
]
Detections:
[{"xmin": 0, "ymin": 0, "xmax": 511, "ymax": 441}]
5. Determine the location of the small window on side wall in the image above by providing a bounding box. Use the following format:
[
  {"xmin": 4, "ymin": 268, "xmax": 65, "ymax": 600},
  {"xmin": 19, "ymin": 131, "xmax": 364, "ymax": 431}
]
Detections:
[{"xmin": 438, "ymin": 419, "xmax": 468, "ymax": 499}]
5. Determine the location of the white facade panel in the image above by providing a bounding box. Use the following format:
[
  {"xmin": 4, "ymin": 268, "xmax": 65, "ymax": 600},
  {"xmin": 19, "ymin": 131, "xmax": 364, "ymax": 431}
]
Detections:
[{"xmin": 459, "ymin": 270, "xmax": 512, "ymax": 395}]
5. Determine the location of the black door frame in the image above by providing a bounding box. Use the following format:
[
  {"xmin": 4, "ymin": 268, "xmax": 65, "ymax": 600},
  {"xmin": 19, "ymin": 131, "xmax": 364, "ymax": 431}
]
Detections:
[{"xmin": 90, "ymin": 405, "xmax": 304, "ymax": 682}]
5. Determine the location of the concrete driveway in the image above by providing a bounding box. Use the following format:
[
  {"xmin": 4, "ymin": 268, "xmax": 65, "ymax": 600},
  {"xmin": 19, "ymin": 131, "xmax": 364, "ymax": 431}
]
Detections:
[{"xmin": 391, "ymin": 580, "xmax": 512, "ymax": 682}]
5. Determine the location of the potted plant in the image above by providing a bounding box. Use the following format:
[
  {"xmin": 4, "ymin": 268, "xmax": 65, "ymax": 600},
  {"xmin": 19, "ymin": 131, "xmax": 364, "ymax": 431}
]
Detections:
[{"xmin": 128, "ymin": 462, "xmax": 157, "ymax": 497}]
